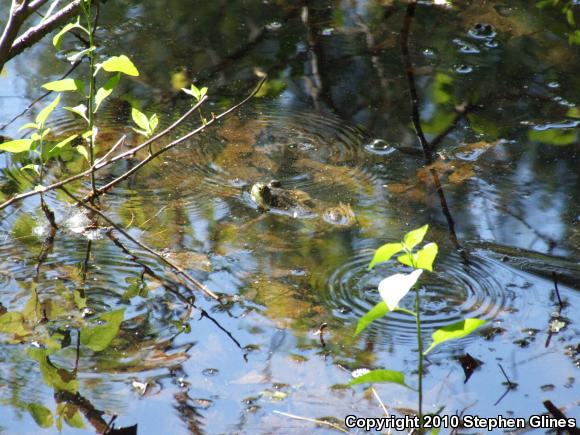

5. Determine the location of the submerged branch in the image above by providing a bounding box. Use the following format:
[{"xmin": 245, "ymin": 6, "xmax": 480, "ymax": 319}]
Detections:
[{"xmin": 59, "ymin": 186, "xmax": 220, "ymax": 300}]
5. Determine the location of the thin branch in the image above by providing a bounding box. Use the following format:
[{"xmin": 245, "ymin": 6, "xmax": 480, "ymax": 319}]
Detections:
[
  {"xmin": 85, "ymin": 75, "xmax": 267, "ymax": 200},
  {"xmin": 400, "ymin": 0, "xmax": 432, "ymax": 163},
  {"xmin": 273, "ymin": 411, "xmax": 348, "ymax": 433},
  {"xmin": 4, "ymin": 0, "xmax": 88, "ymax": 66},
  {"xmin": 59, "ymin": 186, "xmax": 219, "ymax": 300},
  {"xmin": 0, "ymin": 59, "xmax": 81, "ymax": 130}
]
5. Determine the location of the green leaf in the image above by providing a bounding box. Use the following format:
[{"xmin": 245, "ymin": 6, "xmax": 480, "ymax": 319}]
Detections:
[
  {"xmin": 354, "ymin": 301, "xmax": 389, "ymax": 336},
  {"xmin": 18, "ymin": 122, "xmax": 39, "ymax": 131},
  {"xmin": 415, "ymin": 242, "xmax": 438, "ymax": 271},
  {"xmin": 28, "ymin": 348, "xmax": 78, "ymax": 392},
  {"xmin": 424, "ymin": 318, "xmax": 486, "ymax": 355},
  {"xmin": 27, "ymin": 403, "xmax": 53, "ymax": 428},
  {"xmin": 397, "ymin": 252, "xmax": 415, "ymax": 267},
  {"xmin": 528, "ymin": 128, "xmax": 577, "ymax": 146},
  {"xmin": 403, "ymin": 224, "xmax": 429, "ymax": 250},
  {"xmin": 80, "ymin": 309, "xmax": 125, "ymax": 351},
  {"xmin": 42, "ymin": 78, "xmax": 83, "ymax": 92},
  {"xmin": 0, "ymin": 312, "xmax": 28, "ymax": 336},
  {"xmin": 149, "ymin": 113, "xmax": 159, "ymax": 132},
  {"xmin": 131, "ymin": 107, "xmax": 149, "ymax": 131},
  {"xmin": 101, "ymin": 55, "xmax": 139, "ymax": 76},
  {"xmin": 36, "ymin": 94, "xmax": 61, "ymax": 126},
  {"xmin": 49, "ymin": 134, "xmax": 78, "ymax": 153},
  {"xmin": 21, "ymin": 164, "xmax": 40, "ymax": 175},
  {"xmin": 0, "ymin": 139, "xmax": 34, "ymax": 153},
  {"xmin": 65, "ymin": 104, "xmax": 88, "ymax": 123},
  {"xmin": 94, "ymin": 74, "xmax": 120, "ymax": 112},
  {"xmin": 52, "ymin": 18, "xmax": 86, "ymax": 49},
  {"xmin": 368, "ymin": 242, "xmax": 404, "ymax": 269},
  {"xmin": 76, "ymin": 145, "xmax": 89, "ymax": 162},
  {"xmin": 199, "ymin": 86, "xmax": 208, "ymax": 99},
  {"xmin": 349, "ymin": 369, "xmax": 413, "ymax": 389},
  {"xmin": 567, "ymin": 107, "xmax": 580, "ymax": 119},
  {"xmin": 66, "ymin": 46, "xmax": 95, "ymax": 63}
]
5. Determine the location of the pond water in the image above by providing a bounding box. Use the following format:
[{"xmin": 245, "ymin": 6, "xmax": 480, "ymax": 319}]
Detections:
[{"xmin": 0, "ymin": 1, "xmax": 579, "ymax": 434}]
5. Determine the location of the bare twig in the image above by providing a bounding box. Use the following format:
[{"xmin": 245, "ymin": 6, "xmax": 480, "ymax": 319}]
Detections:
[
  {"xmin": 2, "ymin": 0, "xmax": 90, "ymax": 68},
  {"xmin": 273, "ymin": 410, "xmax": 348, "ymax": 433},
  {"xmin": 59, "ymin": 186, "xmax": 219, "ymax": 300}
]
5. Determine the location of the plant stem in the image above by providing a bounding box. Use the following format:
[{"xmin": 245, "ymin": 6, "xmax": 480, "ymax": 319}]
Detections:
[
  {"xmin": 415, "ymin": 286, "xmax": 423, "ymax": 434},
  {"xmin": 82, "ymin": 0, "xmax": 96, "ymax": 195}
]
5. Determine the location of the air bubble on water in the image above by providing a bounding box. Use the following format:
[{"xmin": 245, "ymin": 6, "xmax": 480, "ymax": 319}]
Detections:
[
  {"xmin": 485, "ymin": 40, "xmax": 499, "ymax": 48},
  {"xmin": 456, "ymin": 64, "xmax": 473, "ymax": 74},
  {"xmin": 202, "ymin": 368, "xmax": 219, "ymax": 377},
  {"xmin": 453, "ymin": 39, "xmax": 480, "ymax": 54},
  {"xmin": 423, "ymin": 48, "xmax": 436, "ymax": 57},
  {"xmin": 547, "ymin": 81, "xmax": 560, "ymax": 89},
  {"xmin": 364, "ymin": 139, "xmax": 397, "ymax": 156},
  {"xmin": 468, "ymin": 23, "xmax": 496, "ymax": 39},
  {"xmin": 321, "ymin": 28, "xmax": 335, "ymax": 36},
  {"xmin": 266, "ymin": 21, "xmax": 282, "ymax": 31}
]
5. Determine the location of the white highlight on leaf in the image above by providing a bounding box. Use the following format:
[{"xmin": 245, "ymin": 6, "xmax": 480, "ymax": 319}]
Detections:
[{"xmin": 378, "ymin": 269, "xmax": 423, "ymax": 311}]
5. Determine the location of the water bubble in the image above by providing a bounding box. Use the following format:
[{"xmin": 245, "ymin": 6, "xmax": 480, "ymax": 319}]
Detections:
[
  {"xmin": 485, "ymin": 40, "xmax": 499, "ymax": 48},
  {"xmin": 456, "ymin": 64, "xmax": 473, "ymax": 74},
  {"xmin": 202, "ymin": 368, "xmax": 219, "ymax": 377},
  {"xmin": 468, "ymin": 23, "xmax": 496, "ymax": 39},
  {"xmin": 453, "ymin": 39, "xmax": 480, "ymax": 54},
  {"xmin": 547, "ymin": 81, "xmax": 560, "ymax": 89},
  {"xmin": 321, "ymin": 28, "xmax": 335, "ymax": 36},
  {"xmin": 423, "ymin": 48, "xmax": 436, "ymax": 57},
  {"xmin": 364, "ymin": 139, "xmax": 397, "ymax": 156},
  {"xmin": 266, "ymin": 21, "xmax": 282, "ymax": 31}
]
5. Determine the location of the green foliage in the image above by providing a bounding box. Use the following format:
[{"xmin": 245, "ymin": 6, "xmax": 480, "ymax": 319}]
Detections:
[
  {"xmin": 42, "ymin": 79, "xmax": 84, "ymax": 93},
  {"xmin": 94, "ymin": 74, "xmax": 120, "ymax": 111},
  {"xmin": 100, "ymin": 55, "xmax": 139, "ymax": 76},
  {"xmin": 368, "ymin": 242, "xmax": 403, "ymax": 270},
  {"xmin": 403, "ymin": 224, "xmax": 429, "ymax": 250},
  {"xmin": 80, "ymin": 309, "xmax": 125, "ymax": 351},
  {"xmin": 131, "ymin": 107, "xmax": 159, "ymax": 138},
  {"xmin": 27, "ymin": 403, "xmax": 53, "ymax": 428},
  {"xmin": 424, "ymin": 318, "xmax": 487, "ymax": 355},
  {"xmin": 0, "ymin": 139, "xmax": 34, "ymax": 153},
  {"xmin": 354, "ymin": 301, "xmax": 389, "ymax": 336},
  {"xmin": 349, "ymin": 369, "xmax": 413, "ymax": 389},
  {"xmin": 182, "ymin": 83, "xmax": 208, "ymax": 102}
]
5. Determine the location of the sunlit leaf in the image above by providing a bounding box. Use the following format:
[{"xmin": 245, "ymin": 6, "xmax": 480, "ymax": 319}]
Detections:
[
  {"xmin": 80, "ymin": 309, "xmax": 125, "ymax": 351},
  {"xmin": 354, "ymin": 301, "xmax": 389, "ymax": 336},
  {"xmin": 0, "ymin": 139, "xmax": 34, "ymax": 153},
  {"xmin": 368, "ymin": 242, "xmax": 404, "ymax": 269},
  {"xmin": 42, "ymin": 78, "xmax": 83, "ymax": 92},
  {"xmin": 49, "ymin": 134, "xmax": 78, "ymax": 153},
  {"xmin": 18, "ymin": 122, "xmax": 39, "ymax": 131},
  {"xmin": 57, "ymin": 403, "xmax": 85, "ymax": 429},
  {"xmin": 27, "ymin": 403, "xmax": 53, "ymax": 428},
  {"xmin": 424, "ymin": 318, "xmax": 487, "ymax": 354},
  {"xmin": 101, "ymin": 55, "xmax": 139, "ymax": 76},
  {"xmin": 66, "ymin": 46, "xmax": 96, "ymax": 63},
  {"xmin": 415, "ymin": 243, "xmax": 438, "ymax": 271},
  {"xmin": 149, "ymin": 113, "xmax": 159, "ymax": 132},
  {"xmin": 349, "ymin": 369, "xmax": 412, "ymax": 389},
  {"xmin": 94, "ymin": 73, "xmax": 120, "ymax": 112},
  {"xmin": 76, "ymin": 145, "xmax": 89, "ymax": 162},
  {"xmin": 131, "ymin": 107, "xmax": 149, "ymax": 131},
  {"xmin": 36, "ymin": 94, "xmax": 61, "ymax": 126},
  {"xmin": 378, "ymin": 269, "xmax": 423, "ymax": 311},
  {"xmin": 53, "ymin": 18, "xmax": 86, "ymax": 49},
  {"xmin": 21, "ymin": 164, "xmax": 40, "ymax": 175},
  {"xmin": 403, "ymin": 224, "xmax": 429, "ymax": 250},
  {"xmin": 65, "ymin": 104, "xmax": 88, "ymax": 123},
  {"xmin": 397, "ymin": 252, "xmax": 416, "ymax": 268}
]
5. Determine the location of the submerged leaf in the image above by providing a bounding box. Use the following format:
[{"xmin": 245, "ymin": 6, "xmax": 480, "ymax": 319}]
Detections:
[
  {"xmin": 349, "ymin": 369, "xmax": 412, "ymax": 389},
  {"xmin": 80, "ymin": 309, "xmax": 125, "ymax": 351}
]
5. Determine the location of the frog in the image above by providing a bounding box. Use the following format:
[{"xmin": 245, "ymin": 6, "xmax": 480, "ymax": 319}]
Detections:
[{"xmin": 250, "ymin": 180, "xmax": 356, "ymax": 227}]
